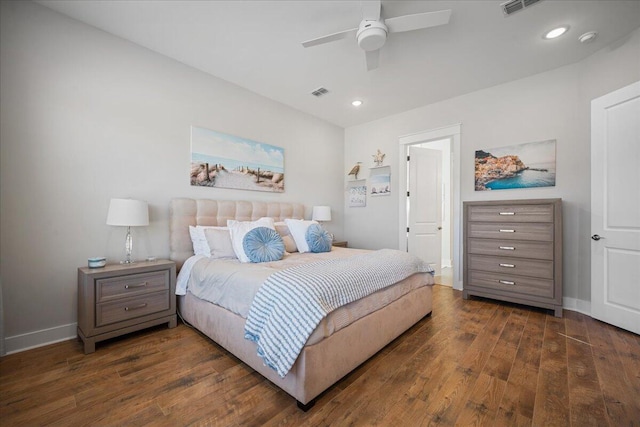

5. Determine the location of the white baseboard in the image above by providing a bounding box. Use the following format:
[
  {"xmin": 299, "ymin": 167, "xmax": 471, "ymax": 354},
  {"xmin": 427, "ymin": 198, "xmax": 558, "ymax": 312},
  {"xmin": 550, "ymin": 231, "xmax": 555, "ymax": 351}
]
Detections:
[
  {"xmin": 562, "ymin": 297, "xmax": 591, "ymax": 316},
  {"xmin": 4, "ymin": 322, "xmax": 77, "ymax": 355}
]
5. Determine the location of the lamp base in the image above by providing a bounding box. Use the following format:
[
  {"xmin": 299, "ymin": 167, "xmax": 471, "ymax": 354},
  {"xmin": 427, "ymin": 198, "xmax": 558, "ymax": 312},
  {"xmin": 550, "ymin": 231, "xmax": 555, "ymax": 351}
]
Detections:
[{"xmin": 119, "ymin": 260, "xmax": 136, "ymax": 264}]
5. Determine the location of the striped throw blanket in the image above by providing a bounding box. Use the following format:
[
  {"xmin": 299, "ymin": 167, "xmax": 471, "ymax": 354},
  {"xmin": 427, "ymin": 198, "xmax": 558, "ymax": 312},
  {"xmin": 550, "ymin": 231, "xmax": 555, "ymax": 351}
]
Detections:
[{"xmin": 244, "ymin": 249, "xmax": 434, "ymax": 378}]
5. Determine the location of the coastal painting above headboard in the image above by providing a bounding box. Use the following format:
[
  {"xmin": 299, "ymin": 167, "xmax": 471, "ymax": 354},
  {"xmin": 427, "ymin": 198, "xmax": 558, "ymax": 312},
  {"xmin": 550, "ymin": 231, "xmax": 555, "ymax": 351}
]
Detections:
[{"xmin": 190, "ymin": 126, "xmax": 285, "ymax": 193}]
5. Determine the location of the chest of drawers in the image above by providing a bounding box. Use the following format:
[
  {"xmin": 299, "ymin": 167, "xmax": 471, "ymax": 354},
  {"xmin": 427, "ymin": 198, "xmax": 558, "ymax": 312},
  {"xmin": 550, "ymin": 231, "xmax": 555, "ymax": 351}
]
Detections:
[
  {"xmin": 77, "ymin": 260, "xmax": 177, "ymax": 353},
  {"xmin": 463, "ymin": 199, "xmax": 563, "ymax": 317}
]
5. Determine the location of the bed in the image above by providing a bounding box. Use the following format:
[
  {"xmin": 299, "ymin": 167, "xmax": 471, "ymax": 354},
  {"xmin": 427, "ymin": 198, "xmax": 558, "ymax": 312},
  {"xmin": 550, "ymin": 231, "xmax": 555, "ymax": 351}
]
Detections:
[{"xmin": 169, "ymin": 198, "xmax": 434, "ymax": 410}]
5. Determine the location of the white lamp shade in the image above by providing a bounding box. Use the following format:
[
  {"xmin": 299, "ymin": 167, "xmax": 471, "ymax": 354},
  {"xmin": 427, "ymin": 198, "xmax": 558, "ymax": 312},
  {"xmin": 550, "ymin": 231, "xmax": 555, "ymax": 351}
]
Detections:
[
  {"xmin": 106, "ymin": 198, "xmax": 149, "ymax": 226},
  {"xmin": 312, "ymin": 206, "xmax": 331, "ymax": 222}
]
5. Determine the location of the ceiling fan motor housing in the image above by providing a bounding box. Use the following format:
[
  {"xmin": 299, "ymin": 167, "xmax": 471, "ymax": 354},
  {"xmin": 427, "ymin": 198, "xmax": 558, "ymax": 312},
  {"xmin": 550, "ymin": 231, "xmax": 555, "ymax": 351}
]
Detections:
[{"xmin": 357, "ymin": 20, "xmax": 388, "ymax": 51}]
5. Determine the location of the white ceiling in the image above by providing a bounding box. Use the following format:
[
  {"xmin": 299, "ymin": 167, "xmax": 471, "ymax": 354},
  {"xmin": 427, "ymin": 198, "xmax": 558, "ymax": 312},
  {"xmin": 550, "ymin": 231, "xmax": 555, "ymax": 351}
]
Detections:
[{"xmin": 38, "ymin": 1, "xmax": 640, "ymax": 128}]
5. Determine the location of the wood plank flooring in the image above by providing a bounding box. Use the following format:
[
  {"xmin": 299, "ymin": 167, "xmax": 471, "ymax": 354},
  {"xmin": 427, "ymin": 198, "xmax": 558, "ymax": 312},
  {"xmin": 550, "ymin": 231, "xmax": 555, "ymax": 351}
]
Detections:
[{"xmin": 1, "ymin": 285, "xmax": 639, "ymax": 426}]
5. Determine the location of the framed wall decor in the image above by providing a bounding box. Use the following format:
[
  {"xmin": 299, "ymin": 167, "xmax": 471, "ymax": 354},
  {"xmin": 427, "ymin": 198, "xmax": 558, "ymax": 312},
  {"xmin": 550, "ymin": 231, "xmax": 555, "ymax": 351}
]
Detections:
[
  {"xmin": 475, "ymin": 139, "xmax": 556, "ymax": 191},
  {"xmin": 348, "ymin": 179, "xmax": 367, "ymax": 207},
  {"xmin": 369, "ymin": 165, "xmax": 391, "ymax": 196},
  {"xmin": 190, "ymin": 126, "xmax": 285, "ymax": 193}
]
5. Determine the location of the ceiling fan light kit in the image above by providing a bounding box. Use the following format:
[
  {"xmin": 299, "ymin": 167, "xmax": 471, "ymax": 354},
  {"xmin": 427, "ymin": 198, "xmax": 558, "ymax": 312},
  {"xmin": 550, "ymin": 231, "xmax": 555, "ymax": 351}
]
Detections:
[{"xmin": 357, "ymin": 21, "xmax": 388, "ymax": 51}]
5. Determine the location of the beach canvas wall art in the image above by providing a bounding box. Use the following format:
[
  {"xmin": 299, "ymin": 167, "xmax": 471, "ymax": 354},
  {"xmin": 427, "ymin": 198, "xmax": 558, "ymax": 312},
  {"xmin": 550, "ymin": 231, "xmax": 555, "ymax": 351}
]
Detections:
[
  {"xmin": 348, "ymin": 180, "xmax": 367, "ymax": 207},
  {"xmin": 190, "ymin": 126, "xmax": 285, "ymax": 192},
  {"xmin": 475, "ymin": 139, "xmax": 556, "ymax": 191},
  {"xmin": 370, "ymin": 166, "xmax": 391, "ymax": 196}
]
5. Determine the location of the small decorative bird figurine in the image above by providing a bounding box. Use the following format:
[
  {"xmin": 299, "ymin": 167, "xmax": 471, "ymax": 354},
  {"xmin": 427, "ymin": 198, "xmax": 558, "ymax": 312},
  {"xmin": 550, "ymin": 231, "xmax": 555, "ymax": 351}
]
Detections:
[
  {"xmin": 372, "ymin": 149, "xmax": 385, "ymax": 166},
  {"xmin": 348, "ymin": 162, "xmax": 362, "ymax": 180}
]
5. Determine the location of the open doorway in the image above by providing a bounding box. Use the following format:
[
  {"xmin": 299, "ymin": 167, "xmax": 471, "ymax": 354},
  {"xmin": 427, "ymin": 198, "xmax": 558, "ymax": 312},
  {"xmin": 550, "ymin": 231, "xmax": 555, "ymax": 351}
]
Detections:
[
  {"xmin": 413, "ymin": 139, "xmax": 452, "ymax": 286},
  {"xmin": 398, "ymin": 124, "xmax": 462, "ymax": 290}
]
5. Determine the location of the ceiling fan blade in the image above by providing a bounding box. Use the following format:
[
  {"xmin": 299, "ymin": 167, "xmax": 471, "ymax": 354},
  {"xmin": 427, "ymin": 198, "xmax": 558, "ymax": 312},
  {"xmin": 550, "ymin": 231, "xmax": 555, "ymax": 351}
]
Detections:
[
  {"xmin": 302, "ymin": 27, "xmax": 358, "ymax": 48},
  {"xmin": 385, "ymin": 9, "xmax": 452, "ymax": 33},
  {"xmin": 365, "ymin": 49, "xmax": 380, "ymax": 71},
  {"xmin": 361, "ymin": 0, "xmax": 381, "ymax": 22}
]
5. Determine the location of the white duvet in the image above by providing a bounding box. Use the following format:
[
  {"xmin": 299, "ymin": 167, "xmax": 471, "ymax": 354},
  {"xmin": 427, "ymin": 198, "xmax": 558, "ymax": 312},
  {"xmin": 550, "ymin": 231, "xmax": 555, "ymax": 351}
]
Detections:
[{"xmin": 176, "ymin": 247, "xmax": 433, "ymax": 344}]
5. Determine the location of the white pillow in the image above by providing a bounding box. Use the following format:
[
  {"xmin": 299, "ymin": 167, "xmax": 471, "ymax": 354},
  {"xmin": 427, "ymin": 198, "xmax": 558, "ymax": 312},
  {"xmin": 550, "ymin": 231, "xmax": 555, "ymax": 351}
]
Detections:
[
  {"xmin": 204, "ymin": 228, "xmax": 236, "ymax": 259},
  {"xmin": 275, "ymin": 221, "xmax": 298, "ymax": 253},
  {"xmin": 227, "ymin": 217, "xmax": 275, "ymax": 263},
  {"xmin": 284, "ymin": 219, "xmax": 318, "ymax": 254},
  {"xmin": 188, "ymin": 225, "xmax": 227, "ymax": 256}
]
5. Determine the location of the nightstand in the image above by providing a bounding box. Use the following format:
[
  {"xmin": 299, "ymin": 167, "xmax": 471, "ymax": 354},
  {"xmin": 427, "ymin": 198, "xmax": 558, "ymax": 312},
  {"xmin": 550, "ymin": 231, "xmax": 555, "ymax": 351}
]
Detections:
[
  {"xmin": 77, "ymin": 260, "xmax": 177, "ymax": 354},
  {"xmin": 332, "ymin": 241, "xmax": 348, "ymax": 248}
]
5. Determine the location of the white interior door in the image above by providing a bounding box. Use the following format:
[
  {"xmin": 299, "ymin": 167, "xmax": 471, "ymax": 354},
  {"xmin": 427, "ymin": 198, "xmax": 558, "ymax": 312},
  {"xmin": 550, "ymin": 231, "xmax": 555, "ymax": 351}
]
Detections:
[
  {"xmin": 408, "ymin": 146, "xmax": 442, "ymax": 275},
  {"xmin": 591, "ymin": 80, "xmax": 640, "ymax": 335}
]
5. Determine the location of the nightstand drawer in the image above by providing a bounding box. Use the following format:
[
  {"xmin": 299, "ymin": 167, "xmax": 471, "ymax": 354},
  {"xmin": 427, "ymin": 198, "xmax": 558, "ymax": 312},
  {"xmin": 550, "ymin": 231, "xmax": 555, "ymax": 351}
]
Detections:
[
  {"xmin": 468, "ymin": 254, "xmax": 553, "ymax": 279},
  {"xmin": 468, "ymin": 222, "xmax": 553, "ymax": 241},
  {"xmin": 467, "ymin": 238, "xmax": 554, "ymax": 260},
  {"xmin": 468, "ymin": 204, "xmax": 553, "ymax": 223},
  {"xmin": 96, "ymin": 271, "xmax": 169, "ymax": 303},
  {"xmin": 468, "ymin": 270, "xmax": 554, "ymax": 298},
  {"xmin": 96, "ymin": 291, "xmax": 170, "ymax": 327}
]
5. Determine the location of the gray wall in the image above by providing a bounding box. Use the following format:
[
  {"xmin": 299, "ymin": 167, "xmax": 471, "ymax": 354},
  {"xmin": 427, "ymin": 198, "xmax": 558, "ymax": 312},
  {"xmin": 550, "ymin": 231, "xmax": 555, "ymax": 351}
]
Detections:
[
  {"xmin": 0, "ymin": 1, "xmax": 345, "ymax": 352},
  {"xmin": 344, "ymin": 28, "xmax": 640, "ymax": 310}
]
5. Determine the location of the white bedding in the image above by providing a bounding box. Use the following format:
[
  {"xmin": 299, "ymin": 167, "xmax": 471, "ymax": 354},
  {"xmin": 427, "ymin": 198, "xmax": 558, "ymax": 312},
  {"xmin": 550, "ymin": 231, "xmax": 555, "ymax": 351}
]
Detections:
[{"xmin": 177, "ymin": 247, "xmax": 433, "ymax": 346}]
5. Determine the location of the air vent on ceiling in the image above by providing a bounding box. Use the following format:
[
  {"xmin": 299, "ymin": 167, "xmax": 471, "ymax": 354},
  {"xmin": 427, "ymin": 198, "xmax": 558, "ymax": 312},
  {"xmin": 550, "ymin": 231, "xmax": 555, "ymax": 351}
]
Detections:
[
  {"xmin": 311, "ymin": 87, "xmax": 329, "ymax": 97},
  {"xmin": 501, "ymin": 0, "xmax": 543, "ymax": 16}
]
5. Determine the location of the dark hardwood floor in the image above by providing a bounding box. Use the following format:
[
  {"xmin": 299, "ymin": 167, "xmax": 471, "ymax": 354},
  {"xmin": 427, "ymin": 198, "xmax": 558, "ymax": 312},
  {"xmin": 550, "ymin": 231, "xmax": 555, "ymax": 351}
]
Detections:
[{"xmin": 1, "ymin": 285, "xmax": 639, "ymax": 426}]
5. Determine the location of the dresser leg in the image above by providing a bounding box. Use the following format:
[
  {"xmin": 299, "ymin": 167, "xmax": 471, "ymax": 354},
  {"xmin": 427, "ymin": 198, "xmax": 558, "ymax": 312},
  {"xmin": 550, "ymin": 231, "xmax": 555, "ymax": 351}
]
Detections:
[
  {"xmin": 462, "ymin": 290, "xmax": 469, "ymax": 300},
  {"xmin": 168, "ymin": 314, "xmax": 177, "ymax": 328},
  {"xmin": 554, "ymin": 307, "xmax": 563, "ymax": 318},
  {"xmin": 83, "ymin": 338, "xmax": 95, "ymax": 354}
]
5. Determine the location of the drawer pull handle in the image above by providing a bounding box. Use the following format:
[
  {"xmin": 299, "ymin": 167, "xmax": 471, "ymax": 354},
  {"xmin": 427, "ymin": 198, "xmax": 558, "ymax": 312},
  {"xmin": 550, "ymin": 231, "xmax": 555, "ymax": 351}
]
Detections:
[
  {"xmin": 124, "ymin": 303, "xmax": 148, "ymax": 311},
  {"xmin": 125, "ymin": 282, "xmax": 148, "ymax": 289},
  {"xmin": 499, "ymin": 263, "xmax": 515, "ymax": 268},
  {"xmin": 499, "ymin": 280, "xmax": 515, "ymax": 285},
  {"xmin": 499, "ymin": 229, "xmax": 515, "ymax": 233},
  {"xmin": 499, "ymin": 212, "xmax": 515, "ymax": 216},
  {"xmin": 499, "ymin": 246, "xmax": 515, "ymax": 250}
]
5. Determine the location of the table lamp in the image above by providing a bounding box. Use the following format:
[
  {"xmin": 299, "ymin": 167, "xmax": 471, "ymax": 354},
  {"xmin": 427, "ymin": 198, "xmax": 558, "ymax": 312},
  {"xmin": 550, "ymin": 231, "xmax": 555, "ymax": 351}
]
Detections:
[{"xmin": 106, "ymin": 198, "xmax": 149, "ymax": 264}]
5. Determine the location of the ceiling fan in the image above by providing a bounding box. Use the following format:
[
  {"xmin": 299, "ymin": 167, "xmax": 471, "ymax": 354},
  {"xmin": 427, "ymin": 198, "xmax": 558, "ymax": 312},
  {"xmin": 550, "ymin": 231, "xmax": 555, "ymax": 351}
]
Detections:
[{"xmin": 301, "ymin": 0, "xmax": 452, "ymax": 71}]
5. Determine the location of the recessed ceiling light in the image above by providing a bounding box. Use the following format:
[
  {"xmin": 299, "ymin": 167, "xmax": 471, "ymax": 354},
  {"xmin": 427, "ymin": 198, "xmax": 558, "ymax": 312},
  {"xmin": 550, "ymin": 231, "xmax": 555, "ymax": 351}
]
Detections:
[
  {"xmin": 544, "ymin": 26, "xmax": 569, "ymax": 40},
  {"xmin": 351, "ymin": 100, "xmax": 363, "ymax": 107},
  {"xmin": 579, "ymin": 31, "xmax": 598, "ymax": 43}
]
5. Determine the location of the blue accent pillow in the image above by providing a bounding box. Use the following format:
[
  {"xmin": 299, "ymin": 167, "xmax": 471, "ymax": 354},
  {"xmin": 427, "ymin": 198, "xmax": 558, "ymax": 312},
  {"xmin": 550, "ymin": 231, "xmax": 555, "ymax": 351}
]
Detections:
[
  {"xmin": 243, "ymin": 227, "xmax": 285, "ymax": 263},
  {"xmin": 305, "ymin": 224, "xmax": 332, "ymax": 253}
]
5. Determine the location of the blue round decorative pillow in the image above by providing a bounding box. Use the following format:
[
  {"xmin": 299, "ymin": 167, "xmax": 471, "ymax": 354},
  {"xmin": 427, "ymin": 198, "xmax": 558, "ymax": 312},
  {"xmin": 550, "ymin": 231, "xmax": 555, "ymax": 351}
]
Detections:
[
  {"xmin": 243, "ymin": 227, "xmax": 285, "ymax": 263},
  {"xmin": 306, "ymin": 224, "xmax": 332, "ymax": 253}
]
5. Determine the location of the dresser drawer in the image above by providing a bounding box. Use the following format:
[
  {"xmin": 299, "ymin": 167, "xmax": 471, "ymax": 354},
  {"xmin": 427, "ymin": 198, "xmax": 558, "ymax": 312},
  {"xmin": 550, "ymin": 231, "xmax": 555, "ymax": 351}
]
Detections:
[
  {"xmin": 468, "ymin": 222, "xmax": 553, "ymax": 241},
  {"xmin": 96, "ymin": 271, "xmax": 169, "ymax": 303},
  {"xmin": 467, "ymin": 238, "xmax": 554, "ymax": 260},
  {"xmin": 468, "ymin": 270, "xmax": 554, "ymax": 298},
  {"xmin": 96, "ymin": 291, "xmax": 170, "ymax": 327},
  {"xmin": 468, "ymin": 204, "xmax": 553, "ymax": 223},
  {"xmin": 468, "ymin": 254, "xmax": 553, "ymax": 279}
]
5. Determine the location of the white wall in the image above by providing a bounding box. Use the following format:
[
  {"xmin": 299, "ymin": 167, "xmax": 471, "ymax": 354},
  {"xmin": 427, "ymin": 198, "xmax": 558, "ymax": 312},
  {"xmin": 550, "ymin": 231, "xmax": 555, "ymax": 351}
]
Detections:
[
  {"xmin": 344, "ymin": 28, "xmax": 640, "ymax": 309},
  {"xmin": 0, "ymin": 1, "xmax": 344, "ymax": 353}
]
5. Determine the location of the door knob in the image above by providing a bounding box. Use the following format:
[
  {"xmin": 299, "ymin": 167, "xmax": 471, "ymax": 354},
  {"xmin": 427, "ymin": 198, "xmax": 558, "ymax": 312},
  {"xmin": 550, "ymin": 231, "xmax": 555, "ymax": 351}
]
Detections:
[
  {"xmin": 437, "ymin": 226, "xmax": 442, "ymax": 230},
  {"xmin": 591, "ymin": 234, "xmax": 602, "ymax": 241}
]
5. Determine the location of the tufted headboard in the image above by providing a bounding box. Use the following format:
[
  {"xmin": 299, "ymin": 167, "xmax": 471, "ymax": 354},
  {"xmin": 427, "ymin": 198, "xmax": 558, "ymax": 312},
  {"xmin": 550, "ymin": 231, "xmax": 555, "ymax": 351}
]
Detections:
[{"xmin": 169, "ymin": 198, "xmax": 305, "ymax": 269}]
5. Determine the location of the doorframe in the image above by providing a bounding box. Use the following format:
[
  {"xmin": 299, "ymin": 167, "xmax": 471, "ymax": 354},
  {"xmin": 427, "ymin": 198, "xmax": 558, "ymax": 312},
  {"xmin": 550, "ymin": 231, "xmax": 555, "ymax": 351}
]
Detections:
[{"xmin": 398, "ymin": 123, "xmax": 462, "ymax": 290}]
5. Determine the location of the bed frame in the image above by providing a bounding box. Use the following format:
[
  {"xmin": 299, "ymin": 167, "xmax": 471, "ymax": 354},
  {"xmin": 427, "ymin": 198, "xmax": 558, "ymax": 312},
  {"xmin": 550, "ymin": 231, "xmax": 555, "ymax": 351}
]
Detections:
[{"xmin": 169, "ymin": 198, "xmax": 433, "ymax": 410}]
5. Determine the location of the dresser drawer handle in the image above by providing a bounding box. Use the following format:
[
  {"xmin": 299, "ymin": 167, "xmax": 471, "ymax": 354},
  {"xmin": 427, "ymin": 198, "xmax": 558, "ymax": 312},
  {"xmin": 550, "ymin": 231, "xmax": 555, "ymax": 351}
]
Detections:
[
  {"xmin": 124, "ymin": 303, "xmax": 148, "ymax": 311},
  {"xmin": 499, "ymin": 212, "xmax": 515, "ymax": 216},
  {"xmin": 499, "ymin": 280, "xmax": 515, "ymax": 285},
  {"xmin": 125, "ymin": 282, "xmax": 148, "ymax": 289},
  {"xmin": 499, "ymin": 246, "xmax": 515, "ymax": 250},
  {"xmin": 499, "ymin": 229, "xmax": 515, "ymax": 233},
  {"xmin": 499, "ymin": 263, "xmax": 515, "ymax": 268}
]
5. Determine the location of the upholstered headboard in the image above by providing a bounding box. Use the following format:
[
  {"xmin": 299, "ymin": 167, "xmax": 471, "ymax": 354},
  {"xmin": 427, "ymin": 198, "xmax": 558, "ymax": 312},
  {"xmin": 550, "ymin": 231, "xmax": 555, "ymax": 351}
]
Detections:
[{"xmin": 169, "ymin": 198, "xmax": 305, "ymax": 269}]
